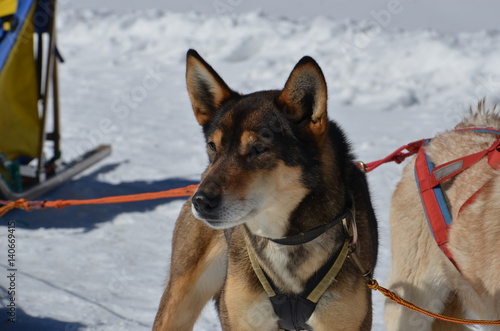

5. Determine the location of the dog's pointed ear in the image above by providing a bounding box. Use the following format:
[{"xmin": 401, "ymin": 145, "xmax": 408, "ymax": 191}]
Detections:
[
  {"xmin": 186, "ymin": 49, "xmax": 236, "ymax": 127},
  {"xmin": 278, "ymin": 56, "xmax": 328, "ymax": 135}
]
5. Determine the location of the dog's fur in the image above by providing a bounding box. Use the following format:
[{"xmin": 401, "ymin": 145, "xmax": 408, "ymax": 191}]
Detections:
[
  {"xmin": 153, "ymin": 50, "xmax": 378, "ymax": 331},
  {"xmin": 385, "ymin": 101, "xmax": 500, "ymax": 330}
]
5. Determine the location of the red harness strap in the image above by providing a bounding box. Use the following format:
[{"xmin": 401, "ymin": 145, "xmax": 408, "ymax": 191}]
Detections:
[
  {"xmin": 415, "ymin": 142, "xmax": 457, "ymax": 266},
  {"xmin": 417, "ymin": 136, "xmax": 500, "ymax": 192},
  {"xmin": 360, "ymin": 139, "xmax": 427, "ymax": 173},
  {"xmin": 414, "ymin": 129, "xmax": 500, "ymax": 267}
]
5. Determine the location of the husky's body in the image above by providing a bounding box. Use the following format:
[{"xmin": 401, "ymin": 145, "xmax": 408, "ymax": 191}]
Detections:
[{"xmin": 154, "ymin": 50, "xmax": 379, "ymax": 331}]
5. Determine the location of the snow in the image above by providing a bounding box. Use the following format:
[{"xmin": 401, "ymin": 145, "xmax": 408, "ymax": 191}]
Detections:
[
  {"xmin": 63, "ymin": 0, "xmax": 500, "ymax": 33},
  {"xmin": 2, "ymin": 7, "xmax": 500, "ymax": 331}
]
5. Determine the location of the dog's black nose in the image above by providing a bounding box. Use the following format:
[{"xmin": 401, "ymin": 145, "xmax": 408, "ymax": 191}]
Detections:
[{"xmin": 192, "ymin": 191, "xmax": 220, "ymax": 215}]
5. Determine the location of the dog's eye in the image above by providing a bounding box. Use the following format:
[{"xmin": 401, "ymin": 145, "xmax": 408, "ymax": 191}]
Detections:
[
  {"xmin": 250, "ymin": 145, "xmax": 268, "ymax": 157},
  {"xmin": 207, "ymin": 142, "xmax": 217, "ymax": 152}
]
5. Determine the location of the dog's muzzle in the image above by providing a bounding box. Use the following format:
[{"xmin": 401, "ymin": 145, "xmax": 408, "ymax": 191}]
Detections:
[{"xmin": 192, "ymin": 191, "xmax": 221, "ymax": 218}]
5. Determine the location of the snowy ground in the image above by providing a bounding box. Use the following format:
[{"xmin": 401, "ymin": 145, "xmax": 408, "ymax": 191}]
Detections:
[{"xmin": 2, "ymin": 7, "xmax": 500, "ymax": 331}]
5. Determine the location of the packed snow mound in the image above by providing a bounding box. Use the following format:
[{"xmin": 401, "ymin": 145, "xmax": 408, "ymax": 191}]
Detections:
[
  {"xmin": 59, "ymin": 9, "xmax": 500, "ymax": 109},
  {"xmin": 1, "ymin": 8, "xmax": 499, "ymax": 331}
]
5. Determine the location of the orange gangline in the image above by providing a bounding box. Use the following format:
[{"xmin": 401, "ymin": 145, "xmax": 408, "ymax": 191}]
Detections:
[
  {"xmin": 0, "ymin": 184, "xmax": 198, "ymax": 216},
  {"xmin": 368, "ymin": 280, "xmax": 500, "ymax": 325}
]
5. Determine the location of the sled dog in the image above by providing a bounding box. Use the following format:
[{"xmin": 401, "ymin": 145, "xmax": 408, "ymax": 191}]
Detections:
[
  {"xmin": 153, "ymin": 50, "xmax": 379, "ymax": 331},
  {"xmin": 385, "ymin": 102, "xmax": 500, "ymax": 330}
]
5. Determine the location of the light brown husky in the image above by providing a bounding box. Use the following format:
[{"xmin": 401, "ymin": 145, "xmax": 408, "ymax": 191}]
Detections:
[
  {"xmin": 153, "ymin": 50, "xmax": 379, "ymax": 330},
  {"xmin": 385, "ymin": 101, "xmax": 500, "ymax": 330}
]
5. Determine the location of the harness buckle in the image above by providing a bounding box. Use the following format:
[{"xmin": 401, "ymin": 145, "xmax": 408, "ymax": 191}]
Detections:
[
  {"xmin": 342, "ymin": 209, "xmax": 358, "ymax": 251},
  {"xmin": 342, "ymin": 210, "xmax": 374, "ymax": 283},
  {"xmin": 354, "ymin": 161, "xmax": 367, "ymax": 173}
]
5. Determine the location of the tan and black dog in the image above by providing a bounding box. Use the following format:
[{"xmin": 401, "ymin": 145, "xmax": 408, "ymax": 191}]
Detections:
[
  {"xmin": 385, "ymin": 103, "xmax": 500, "ymax": 330},
  {"xmin": 153, "ymin": 50, "xmax": 378, "ymax": 331}
]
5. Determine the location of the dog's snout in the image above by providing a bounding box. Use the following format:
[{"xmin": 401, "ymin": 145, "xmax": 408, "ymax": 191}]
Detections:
[{"xmin": 192, "ymin": 191, "xmax": 221, "ymax": 216}]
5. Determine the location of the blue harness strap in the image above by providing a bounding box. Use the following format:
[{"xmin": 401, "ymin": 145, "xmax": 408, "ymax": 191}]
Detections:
[
  {"xmin": 414, "ymin": 127, "xmax": 500, "ymax": 268},
  {"xmin": 415, "ymin": 140, "xmax": 456, "ymax": 265}
]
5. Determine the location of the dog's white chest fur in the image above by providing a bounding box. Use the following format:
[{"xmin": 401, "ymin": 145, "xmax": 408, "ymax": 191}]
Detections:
[{"xmin": 263, "ymin": 244, "xmax": 303, "ymax": 293}]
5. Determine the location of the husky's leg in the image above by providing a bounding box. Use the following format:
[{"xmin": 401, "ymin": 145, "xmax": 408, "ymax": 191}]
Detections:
[
  {"xmin": 384, "ymin": 270, "xmax": 455, "ymax": 331},
  {"xmin": 385, "ymin": 276, "xmax": 469, "ymax": 331},
  {"xmin": 153, "ymin": 201, "xmax": 227, "ymax": 331}
]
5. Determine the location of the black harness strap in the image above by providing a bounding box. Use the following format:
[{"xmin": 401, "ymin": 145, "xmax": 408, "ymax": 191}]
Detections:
[
  {"xmin": 268, "ymin": 294, "xmax": 316, "ymax": 331},
  {"xmin": 247, "ymin": 241, "xmax": 350, "ymax": 331},
  {"xmin": 246, "ymin": 205, "xmax": 354, "ymax": 331},
  {"xmin": 260, "ymin": 201, "xmax": 352, "ymax": 246}
]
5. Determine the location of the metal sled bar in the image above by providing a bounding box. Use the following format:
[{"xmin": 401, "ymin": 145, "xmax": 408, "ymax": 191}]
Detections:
[
  {"xmin": 51, "ymin": 34, "xmax": 61, "ymax": 159},
  {"xmin": 0, "ymin": 145, "xmax": 111, "ymax": 201},
  {"xmin": 36, "ymin": 0, "xmax": 57, "ymax": 179}
]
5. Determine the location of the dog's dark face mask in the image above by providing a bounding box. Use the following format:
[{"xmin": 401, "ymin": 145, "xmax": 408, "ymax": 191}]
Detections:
[{"xmin": 185, "ymin": 49, "xmax": 329, "ymax": 236}]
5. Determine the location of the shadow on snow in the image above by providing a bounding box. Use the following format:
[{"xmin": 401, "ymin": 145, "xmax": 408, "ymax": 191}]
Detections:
[
  {"xmin": 0, "ymin": 163, "xmax": 198, "ymax": 230},
  {"xmin": 0, "ymin": 293, "xmax": 85, "ymax": 331}
]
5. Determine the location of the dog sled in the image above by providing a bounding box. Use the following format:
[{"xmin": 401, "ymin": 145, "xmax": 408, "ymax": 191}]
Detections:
[{"xmin": 0, "ymin": 0, "xmax": 111, "ymax": 200}]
